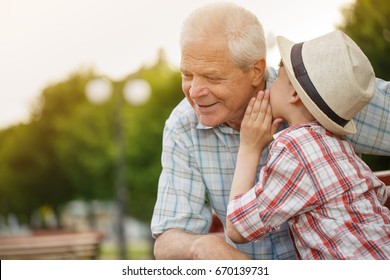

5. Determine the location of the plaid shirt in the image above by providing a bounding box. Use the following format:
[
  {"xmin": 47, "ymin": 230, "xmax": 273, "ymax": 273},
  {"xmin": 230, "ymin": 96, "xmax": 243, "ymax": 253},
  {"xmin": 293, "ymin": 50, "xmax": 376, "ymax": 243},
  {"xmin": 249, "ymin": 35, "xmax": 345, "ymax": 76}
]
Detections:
[
  {"xmin": 228, "ymin": 122, "xmax": 390, "ymax": 259},
  {"xmin": 348, "ymin": 78, "xmax": 390, "ymax": 154},
  {"xmin": 151, "ymin": 67, "xmax": 390, "ymax": 260}
]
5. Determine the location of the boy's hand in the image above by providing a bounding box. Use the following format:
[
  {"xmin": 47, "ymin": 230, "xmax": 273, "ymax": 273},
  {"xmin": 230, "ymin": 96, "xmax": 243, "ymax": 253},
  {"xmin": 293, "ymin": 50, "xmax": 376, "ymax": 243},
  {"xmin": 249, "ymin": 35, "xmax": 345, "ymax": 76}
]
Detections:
[{"xmin": 240, "ymin": 90, "xmax": 282, "ymax": 155}]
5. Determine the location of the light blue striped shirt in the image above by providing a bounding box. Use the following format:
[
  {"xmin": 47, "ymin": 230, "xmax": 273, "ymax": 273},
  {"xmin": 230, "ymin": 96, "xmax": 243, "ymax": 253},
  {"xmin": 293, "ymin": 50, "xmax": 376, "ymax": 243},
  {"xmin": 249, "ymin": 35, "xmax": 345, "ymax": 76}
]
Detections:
[{"xmin": 151, "ymin": 67, "xmax": 390, "ymax": 259}]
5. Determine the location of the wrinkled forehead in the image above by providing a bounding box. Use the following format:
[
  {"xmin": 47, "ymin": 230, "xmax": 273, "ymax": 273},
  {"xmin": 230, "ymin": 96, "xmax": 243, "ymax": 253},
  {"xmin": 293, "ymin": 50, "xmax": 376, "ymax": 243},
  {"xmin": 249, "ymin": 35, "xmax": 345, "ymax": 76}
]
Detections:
[{"xmin": 180, "ymin": 38, "xmax": 234, "ymax": 71}]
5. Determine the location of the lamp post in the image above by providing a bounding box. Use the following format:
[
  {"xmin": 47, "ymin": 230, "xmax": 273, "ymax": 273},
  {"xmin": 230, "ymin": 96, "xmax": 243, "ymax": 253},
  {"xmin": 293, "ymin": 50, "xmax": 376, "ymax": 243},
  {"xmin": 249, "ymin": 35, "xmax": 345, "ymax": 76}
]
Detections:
[{"xmin": 85, "ymin": 77, "xmax": 151, "ymax": 259}]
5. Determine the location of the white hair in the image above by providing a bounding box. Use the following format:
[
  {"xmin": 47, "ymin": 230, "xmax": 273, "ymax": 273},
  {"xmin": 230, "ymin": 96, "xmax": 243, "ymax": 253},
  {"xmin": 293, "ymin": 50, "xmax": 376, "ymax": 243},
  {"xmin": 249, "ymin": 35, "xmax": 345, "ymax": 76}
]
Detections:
[{"xmin": 180, "ymin": 2, "xmax": 267, "ymax": 72}]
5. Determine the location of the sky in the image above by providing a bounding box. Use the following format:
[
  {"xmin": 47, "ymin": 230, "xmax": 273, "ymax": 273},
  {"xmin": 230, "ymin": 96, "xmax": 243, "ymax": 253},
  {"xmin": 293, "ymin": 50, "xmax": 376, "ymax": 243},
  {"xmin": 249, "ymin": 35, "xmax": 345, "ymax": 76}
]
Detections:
[{"xmin": 0, "ymin": 0, "xmax": 353, "ymax": 129}]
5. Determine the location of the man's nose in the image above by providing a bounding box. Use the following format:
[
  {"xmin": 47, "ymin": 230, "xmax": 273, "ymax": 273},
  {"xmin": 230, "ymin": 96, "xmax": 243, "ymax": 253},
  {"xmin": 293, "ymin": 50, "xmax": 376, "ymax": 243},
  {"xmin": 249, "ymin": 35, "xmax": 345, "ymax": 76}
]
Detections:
[{"xmin": 189, "ymin": 78, "xmax": 208, "ymax": 99}]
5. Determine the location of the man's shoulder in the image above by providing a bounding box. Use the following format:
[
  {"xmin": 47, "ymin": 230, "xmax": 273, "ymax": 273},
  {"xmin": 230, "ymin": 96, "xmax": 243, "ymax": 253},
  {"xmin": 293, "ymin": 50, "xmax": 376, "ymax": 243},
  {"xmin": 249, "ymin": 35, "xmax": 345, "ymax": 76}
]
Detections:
[{"xmin": 266, "ymin": 66, "xmax": 278, "ymax": 85}]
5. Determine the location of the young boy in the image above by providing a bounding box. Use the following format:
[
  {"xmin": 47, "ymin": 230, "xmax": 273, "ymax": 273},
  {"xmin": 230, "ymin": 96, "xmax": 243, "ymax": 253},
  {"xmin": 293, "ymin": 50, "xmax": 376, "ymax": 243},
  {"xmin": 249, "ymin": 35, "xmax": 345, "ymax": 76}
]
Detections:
[{"xmin": 226, "ymin": 31, "xmax": 390, "ymax": 259}]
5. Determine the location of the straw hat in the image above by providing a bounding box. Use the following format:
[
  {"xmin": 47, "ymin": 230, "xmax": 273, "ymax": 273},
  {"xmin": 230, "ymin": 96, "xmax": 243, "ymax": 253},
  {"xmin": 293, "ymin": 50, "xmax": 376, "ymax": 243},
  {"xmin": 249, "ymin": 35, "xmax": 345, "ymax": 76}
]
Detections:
[{"xmin": 276, "ymin": 30, "xmax": 375, "ymax": 135}]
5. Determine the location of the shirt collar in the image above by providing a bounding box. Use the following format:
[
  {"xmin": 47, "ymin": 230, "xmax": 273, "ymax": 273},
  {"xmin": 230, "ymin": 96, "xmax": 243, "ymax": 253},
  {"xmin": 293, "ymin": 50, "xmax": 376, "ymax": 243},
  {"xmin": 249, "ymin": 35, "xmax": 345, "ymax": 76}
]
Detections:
[
  {"xmin": 196, "ymin": 122, "xmax": 239, "ymax": 135},
  {"xmin": 273, "ymin": 121, "xmax": 322, "ymax": 140}
]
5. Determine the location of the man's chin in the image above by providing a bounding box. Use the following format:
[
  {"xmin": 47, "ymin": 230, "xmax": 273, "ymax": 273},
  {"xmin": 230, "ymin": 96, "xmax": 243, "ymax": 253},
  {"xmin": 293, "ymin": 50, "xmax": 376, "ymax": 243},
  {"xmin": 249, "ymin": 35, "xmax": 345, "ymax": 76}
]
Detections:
[{"xmin": 197, "ymin": 116, "xmax": 220, "ymax": 128}]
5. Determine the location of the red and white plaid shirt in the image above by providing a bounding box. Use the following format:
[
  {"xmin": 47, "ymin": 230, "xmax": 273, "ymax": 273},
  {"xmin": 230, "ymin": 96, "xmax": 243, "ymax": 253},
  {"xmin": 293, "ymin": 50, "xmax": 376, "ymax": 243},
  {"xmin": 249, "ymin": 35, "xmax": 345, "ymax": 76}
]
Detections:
[{"xmin": 228, "ymin": 122, "xmax": 390, "ymax": 259}]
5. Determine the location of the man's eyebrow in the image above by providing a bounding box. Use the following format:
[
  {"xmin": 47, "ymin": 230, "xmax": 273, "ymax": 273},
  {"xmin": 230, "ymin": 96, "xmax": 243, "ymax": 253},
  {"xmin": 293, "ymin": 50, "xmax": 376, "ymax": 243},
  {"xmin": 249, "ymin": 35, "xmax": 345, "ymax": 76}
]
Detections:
[
  {"xmin": 203, "ymin": 69, "xmax": 220, "ymax": 74},
  {"xmin": 198, "ymin": 68, "xmax": 227, "ymax": 77},
  {"xmin": 180, "ymin": 67, "xmax": 223, "ymax": 76}
]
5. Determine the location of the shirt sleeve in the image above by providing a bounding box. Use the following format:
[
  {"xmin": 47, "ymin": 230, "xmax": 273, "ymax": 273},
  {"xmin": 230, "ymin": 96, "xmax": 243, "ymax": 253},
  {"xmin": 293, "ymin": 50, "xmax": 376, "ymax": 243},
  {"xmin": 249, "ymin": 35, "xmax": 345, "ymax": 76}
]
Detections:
[
  {"xmin": 227, "ymin": 145, "xmax": 317, "ymax": 242},
  {"xmin": 151, "ymin": 118, "xmax": 212, "ymax": 238},
  {"xmin": 227, "ymin": 186, "xmax": 270, "ymax": 242},
  {"xmin": 348, "ymin": 78, "xmax": 390, "ymax": 155}
]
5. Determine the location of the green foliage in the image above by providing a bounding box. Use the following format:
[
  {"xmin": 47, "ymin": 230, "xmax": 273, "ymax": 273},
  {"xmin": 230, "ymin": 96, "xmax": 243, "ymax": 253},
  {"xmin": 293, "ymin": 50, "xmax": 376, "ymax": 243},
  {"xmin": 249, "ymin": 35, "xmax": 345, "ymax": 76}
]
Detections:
[
  {"xmin": 338, "ymin": 0, "xmax": 390, "ymax": 80},
  {"xmin": 122, "ymin": 62, "xmax": 183, "ymax": 222},
  {"xmin": 0, "ymin": 125, "xmax": 47, "ymax": 223},
  {"xmin": 0, "ymin": 55, "xmax": 183, "ymax": 227},
  {"xmin": 53, "ymin": 103, "xmax": 114, "ymax": 201},
  {"xmin": 338, "ymin": 0, "xmax": 390, "ymax": 171}
]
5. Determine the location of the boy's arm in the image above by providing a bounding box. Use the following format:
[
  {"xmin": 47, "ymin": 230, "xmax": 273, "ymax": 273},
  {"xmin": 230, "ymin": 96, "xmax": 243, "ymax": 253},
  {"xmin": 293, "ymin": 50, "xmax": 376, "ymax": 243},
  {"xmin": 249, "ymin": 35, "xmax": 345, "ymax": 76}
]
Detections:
[
  {"xmin": 226, "ymin": 147, "xmax": 261, "ymax": 243},
  {"xmin": 226, "ymin": 90, "xmax": 282, "ymax": 243}
]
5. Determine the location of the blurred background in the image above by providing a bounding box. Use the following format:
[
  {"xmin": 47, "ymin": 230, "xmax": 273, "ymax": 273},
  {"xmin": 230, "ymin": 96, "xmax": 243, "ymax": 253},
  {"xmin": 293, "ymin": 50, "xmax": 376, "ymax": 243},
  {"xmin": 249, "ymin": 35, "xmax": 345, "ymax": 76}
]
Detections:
[{"xmin": 0, "ymin": 0, "xmax": 389, "ymax": 260}]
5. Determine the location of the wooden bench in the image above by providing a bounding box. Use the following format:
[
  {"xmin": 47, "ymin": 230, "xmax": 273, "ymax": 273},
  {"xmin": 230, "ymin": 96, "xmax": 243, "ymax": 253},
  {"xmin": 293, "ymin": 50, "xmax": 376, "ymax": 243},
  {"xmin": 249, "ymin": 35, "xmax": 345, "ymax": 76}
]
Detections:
[{"xmin": 0, "ymin": 230, "xmax": 104, "ymax": 260}]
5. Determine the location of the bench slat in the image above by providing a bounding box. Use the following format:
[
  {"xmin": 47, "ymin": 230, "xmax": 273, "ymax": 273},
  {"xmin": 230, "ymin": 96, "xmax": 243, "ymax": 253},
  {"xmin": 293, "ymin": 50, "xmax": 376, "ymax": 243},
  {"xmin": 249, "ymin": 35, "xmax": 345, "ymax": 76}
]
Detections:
[{"xmin": 0, "ymin": 231, "xmax": 104, "ymax": 260}]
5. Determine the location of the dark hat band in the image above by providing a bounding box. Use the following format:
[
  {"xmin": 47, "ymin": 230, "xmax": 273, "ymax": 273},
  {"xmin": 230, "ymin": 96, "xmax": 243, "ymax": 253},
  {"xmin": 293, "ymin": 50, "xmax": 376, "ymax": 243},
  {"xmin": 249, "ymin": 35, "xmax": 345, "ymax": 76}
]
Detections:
[{"xmin": 291, "ymin": 42, "xmax": 349, "ymax": 127}]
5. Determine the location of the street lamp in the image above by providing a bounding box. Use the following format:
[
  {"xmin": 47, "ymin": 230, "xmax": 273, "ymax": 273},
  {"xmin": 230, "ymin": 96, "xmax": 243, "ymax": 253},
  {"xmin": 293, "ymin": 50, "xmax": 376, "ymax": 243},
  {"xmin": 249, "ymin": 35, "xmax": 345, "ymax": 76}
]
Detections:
[
  {"xmin": 85, "ymin": 76, "xmax": 151, "ymax": 259},
  {"xmin": 85, "ymin": 77, "xmax": 112, "ymax": 104},
  {"xmin": 124, "ymin": 79, "xmax": 151, "ymax": 106}
]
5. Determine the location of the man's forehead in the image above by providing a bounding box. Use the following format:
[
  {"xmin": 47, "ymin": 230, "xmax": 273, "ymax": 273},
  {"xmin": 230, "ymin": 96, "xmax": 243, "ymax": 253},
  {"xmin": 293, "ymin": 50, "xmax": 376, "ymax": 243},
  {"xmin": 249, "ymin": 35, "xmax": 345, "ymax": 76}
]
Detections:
[{"xmin": 180, "ymin": 50, "xmax": 234, "ymax": 74}]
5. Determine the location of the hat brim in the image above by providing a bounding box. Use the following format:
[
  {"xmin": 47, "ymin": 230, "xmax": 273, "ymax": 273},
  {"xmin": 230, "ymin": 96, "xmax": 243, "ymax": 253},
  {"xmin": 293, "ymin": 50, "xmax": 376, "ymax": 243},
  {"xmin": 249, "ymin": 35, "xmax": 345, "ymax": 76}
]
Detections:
[{"xmin": 276, "ymin": 36, "xmax": 356, "ymax": 135}]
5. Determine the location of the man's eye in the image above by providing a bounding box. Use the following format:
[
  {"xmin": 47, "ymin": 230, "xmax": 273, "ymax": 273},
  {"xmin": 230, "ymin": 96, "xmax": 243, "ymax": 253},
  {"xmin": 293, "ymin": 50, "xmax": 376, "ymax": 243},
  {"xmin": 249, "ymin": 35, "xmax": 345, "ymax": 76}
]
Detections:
[
  {"xmin": 181, "ymin": 74, "xmax": 193, "ymax": 80},
  {"xmin": 207, "ymin": 77, "xmax": 221, "ymax": 83}
]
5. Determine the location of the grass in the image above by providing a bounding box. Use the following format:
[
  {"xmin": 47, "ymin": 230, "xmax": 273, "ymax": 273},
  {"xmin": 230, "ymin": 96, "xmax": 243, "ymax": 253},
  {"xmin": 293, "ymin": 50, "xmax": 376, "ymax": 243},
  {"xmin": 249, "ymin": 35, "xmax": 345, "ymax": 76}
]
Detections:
[{"xmin": 99, "ymin": 240, "xmax": 153, "ymax": 260}]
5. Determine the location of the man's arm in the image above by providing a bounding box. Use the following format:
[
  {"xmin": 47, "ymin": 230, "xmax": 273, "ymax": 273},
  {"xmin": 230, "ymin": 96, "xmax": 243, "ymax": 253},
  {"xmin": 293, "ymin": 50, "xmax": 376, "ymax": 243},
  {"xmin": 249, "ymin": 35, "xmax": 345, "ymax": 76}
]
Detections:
[{"xmin": 154, "ymin": 229, "xmax": 250, "ymax": 260}]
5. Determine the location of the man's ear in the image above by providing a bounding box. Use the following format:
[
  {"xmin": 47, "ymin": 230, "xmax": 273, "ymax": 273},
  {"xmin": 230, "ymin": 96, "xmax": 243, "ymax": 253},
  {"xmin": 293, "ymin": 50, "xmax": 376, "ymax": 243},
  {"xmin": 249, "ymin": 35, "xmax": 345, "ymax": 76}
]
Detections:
[{"xmin": 251, "ymin": 58, "xmax": 266, "ymax": 87}]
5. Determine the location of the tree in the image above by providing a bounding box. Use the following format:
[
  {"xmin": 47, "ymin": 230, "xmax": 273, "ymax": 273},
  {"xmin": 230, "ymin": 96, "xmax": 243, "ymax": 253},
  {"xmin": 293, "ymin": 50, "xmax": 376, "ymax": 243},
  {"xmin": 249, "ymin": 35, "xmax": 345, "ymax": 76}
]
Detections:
[
  {"xmin": 339, "ymin": 0, "xmax": 390, "ymax": 171},
  {"xmin": 339, "ymin": 0, "xmax": 390, "ymax": 80},
  {"xmin": 0, "ymin": 52, "xmax": 184, "ymax": 228},
  {"xmin": 0, "ymin": 124, "xmax": 47, "ymax": 224},
  {"xmin": 122, "ymin": 55, "xmax": 183, "ymax": 222}
]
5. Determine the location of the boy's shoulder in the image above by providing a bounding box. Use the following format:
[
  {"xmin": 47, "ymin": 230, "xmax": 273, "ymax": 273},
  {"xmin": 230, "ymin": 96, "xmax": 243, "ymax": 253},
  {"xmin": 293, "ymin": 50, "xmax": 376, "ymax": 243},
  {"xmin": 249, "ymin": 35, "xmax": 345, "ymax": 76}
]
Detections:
[
  {"xmin": 273, "ymin": 122, "xmax": 347, "ymax": 155},
  {"xmin": 274, "ymin": 122, "xmax": 326, "ymax": 146}
]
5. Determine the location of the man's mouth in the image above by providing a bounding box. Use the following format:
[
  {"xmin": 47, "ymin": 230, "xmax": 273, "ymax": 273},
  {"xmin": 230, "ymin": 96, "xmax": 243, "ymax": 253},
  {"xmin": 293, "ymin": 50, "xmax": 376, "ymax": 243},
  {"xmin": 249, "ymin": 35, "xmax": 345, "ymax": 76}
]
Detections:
[
  {"xmin": 198, "ymin": 103, "xmax": 215, "ymax": 108},
  {"xmin": 196, "ymin": 102, "xmax": 218, "ymax": 112}
]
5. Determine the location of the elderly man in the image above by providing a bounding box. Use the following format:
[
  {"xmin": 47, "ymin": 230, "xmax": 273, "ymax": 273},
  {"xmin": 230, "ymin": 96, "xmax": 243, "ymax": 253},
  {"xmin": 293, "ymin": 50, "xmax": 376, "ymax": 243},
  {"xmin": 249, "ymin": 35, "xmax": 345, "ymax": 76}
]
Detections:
[{"xmin": 151, "ymin": 2, "xmax": 390, "ymax": 259}]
